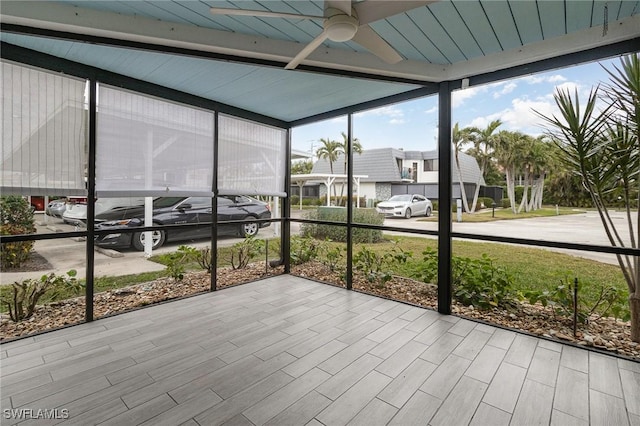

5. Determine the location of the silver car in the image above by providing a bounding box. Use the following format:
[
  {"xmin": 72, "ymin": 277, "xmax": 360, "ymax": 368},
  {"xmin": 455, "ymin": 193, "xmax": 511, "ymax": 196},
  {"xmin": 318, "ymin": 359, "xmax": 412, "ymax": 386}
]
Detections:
[
  {"xmin": 45, "ymin": 199, "xmax": 67, "ymax": 218},
  {"xmin": 63, "ymin": 197, "xmax": 147, "ymax": 225},
  {"xmin": 376, "ymin": 194, "xmax": 433, "ymax": 219}
]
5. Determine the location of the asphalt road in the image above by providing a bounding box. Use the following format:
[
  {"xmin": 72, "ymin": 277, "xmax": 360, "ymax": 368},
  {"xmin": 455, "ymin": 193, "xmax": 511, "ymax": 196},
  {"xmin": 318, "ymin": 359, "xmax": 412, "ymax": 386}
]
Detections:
[
  {"xmin": 384, "ymin": 209, "xmax": 630, "ymax": 265},
  {"xmin": 1, "ymin": 210, "xmax": 630, "ymax": 284}
]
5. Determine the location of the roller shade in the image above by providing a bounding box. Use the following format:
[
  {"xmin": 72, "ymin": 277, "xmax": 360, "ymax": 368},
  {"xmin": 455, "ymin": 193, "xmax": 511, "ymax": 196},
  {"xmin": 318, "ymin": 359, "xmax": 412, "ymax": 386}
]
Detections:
[
  {"xmin": 96, "ymin": 85, "xmax": 214, "ymax": 197},
  {"xmin": 1, "ymin": 61, "xmax": 87, "ymax": 196},
  {"xmin": 218, "ymin": 114, "xmax": 287, "ymax": 197}
]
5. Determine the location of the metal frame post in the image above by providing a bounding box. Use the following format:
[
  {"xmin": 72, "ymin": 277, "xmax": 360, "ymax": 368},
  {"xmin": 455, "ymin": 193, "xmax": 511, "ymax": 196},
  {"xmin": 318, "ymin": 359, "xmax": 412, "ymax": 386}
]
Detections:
[{"xmin": 437, "ymin": 81, "xmax": 453, "ymax": 315}]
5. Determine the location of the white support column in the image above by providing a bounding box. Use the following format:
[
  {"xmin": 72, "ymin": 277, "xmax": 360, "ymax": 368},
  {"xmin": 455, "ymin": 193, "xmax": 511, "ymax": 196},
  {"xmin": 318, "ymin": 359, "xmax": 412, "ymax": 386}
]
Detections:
[{"xmin": 144, "ymin": 130, "xmax": 153, "ymax": 257}]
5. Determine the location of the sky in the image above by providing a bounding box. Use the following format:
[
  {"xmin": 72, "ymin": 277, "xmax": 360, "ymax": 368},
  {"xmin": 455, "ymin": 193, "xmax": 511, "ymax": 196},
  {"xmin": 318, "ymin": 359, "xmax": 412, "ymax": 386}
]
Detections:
[{"xmin": 291, "ymin": 56, "xmax": 620, "ymax": 156}]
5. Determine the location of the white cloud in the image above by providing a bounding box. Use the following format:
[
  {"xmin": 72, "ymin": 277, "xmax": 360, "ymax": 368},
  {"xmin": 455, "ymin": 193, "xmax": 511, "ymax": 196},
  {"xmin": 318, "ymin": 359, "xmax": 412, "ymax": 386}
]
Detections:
[
  {"xmin": 492, "ymin": 82, "xmax": 518, "ymax": 99},
  {"xmin": 389, "ymin": 118, "xmax": 406, "ymax": 125},
  {"xmin": 355, "ymin": 105, "xmax": 404, "ymax": 119},
  {"xmin": 452, "ymin": 86, "xmax": 488, "ymax": 107},
  {"xmin": 523, "ymin": 74, "xmax": 567, "ymax": 84},
  {"xmin": 424, "ymin": 106, "xmax": 438, "ymax": 114}
]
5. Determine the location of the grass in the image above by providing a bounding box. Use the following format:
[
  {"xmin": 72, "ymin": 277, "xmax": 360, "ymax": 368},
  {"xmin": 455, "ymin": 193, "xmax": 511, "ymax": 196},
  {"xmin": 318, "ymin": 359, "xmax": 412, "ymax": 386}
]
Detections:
[
  {"xmin": 1, "ymin": 234, "xmax": 630, "ymax": 319},
  {"xmin": 419, "ymin": 206, "xmax": 586, "ymax": 223}
]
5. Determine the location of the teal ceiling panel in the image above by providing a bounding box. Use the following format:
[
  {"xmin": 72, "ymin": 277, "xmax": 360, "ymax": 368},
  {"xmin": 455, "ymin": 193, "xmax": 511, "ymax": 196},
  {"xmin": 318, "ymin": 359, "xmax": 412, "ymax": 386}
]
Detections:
[
  {"xmin": 403, "ymin": 6, "xmax": 467, "ymax": 63},
  {"xmin": 481, "ymin": 0, "xmax": 521, "ymax": 50},
  {"xmin": 509, "ymin": 1, "xmax": 543, "ymax": 45},
  {"xmin": 427, "ymin": 1, "xmax": 483, "ymax": 61},
  {"xmin": 538, "ymin": 1, "xmax": 567, "ymax": 39},
  {"xmin": 453, "ymin": 1, "xmax": 502, "ymax": 55},
  {"xmin": 566, "ymin": 1, "xmax": 595, "ymax": 33},
  {"xmin": 368, "ymin": 19, "xmax": 429, "ymax": 62},
  {"xmin": 384, "ymin": 13, "xmax": 453, "ymax": 63}
]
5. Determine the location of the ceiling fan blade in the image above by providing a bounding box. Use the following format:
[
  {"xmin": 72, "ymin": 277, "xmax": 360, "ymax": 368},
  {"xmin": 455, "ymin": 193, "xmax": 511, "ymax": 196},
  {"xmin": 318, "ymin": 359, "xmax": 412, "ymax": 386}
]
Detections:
[
  {"xmin": 285, "ymin": 31, "xmax": 331, "ymax": 70},
  {"xmin": 351, "ymin": 25, "xmax": 402, "ymax": 64},
  {"xmin": 209, "ymin": 7, "xmax": 321, "ymax": 20},
  {"xmin": 353, "ymin": 1, "xmax": 437, "ymax": 25},
  {"xmin": 325, "ymin": 0, "xmax": 352, "ymax": 16}
]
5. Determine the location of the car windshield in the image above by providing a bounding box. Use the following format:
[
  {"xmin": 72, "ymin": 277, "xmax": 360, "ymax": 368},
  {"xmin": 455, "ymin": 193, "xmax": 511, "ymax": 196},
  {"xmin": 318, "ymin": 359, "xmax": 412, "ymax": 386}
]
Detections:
[
  {"xmin": 388, "ymin": 195, "xmax": 411, "ymax": 202},
  {"xmin": 153, "ymin": 197, "xmax": 186, "ymax": 208}
]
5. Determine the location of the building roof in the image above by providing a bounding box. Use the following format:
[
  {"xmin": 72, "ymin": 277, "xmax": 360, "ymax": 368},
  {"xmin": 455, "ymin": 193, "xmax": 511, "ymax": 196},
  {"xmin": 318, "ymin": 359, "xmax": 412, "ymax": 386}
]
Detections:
[{"xmin": 311, "ymin": 148, "xmax": 485, "ymax": 185}]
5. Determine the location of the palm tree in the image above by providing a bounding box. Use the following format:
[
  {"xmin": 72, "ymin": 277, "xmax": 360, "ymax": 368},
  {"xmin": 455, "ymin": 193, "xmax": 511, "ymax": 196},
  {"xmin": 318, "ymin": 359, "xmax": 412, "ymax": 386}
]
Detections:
[
  {"xmin": 316, "ymin": 137, "xmax": 342, "ymax": 200},
  {"xmin": 337, "ymin": 131, "xmax": 363, "ymax": 205},
  {"xmin": 452, "ymin": 122, "xmax": 472, "ymax": 213},
  {"xmin": 535, "ymin": 53, "xmax": 640, "ymax": 342},
  {"xmin": 493, "ymin": 130, "xmax": 525, "ymax": 213},
  {"xmin": 466, "ymin": 119, "xmax": 503, "ymax": 212}
]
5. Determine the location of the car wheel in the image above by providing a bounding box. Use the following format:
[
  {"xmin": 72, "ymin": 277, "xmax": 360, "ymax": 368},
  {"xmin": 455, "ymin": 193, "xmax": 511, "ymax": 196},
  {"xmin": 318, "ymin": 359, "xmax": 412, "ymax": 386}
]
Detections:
[
  {"xmin": 425, "ymin": 207, "xmax": 432, "ymax": 217},
  {"xmin": 404, "ymin": 208, "xmax": 412, "ymax": 219},
  {"xmin": 239, "ymin": 218, "xmax": 259, "ymax": 237},
  {"xmin": 132, "ymin": 230, "xmax": 165, "ymax": 251}
]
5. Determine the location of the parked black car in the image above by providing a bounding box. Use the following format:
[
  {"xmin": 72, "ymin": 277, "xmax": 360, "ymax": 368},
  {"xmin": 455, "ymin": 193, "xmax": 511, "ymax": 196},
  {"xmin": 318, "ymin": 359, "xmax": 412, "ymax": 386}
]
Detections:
[{"xmin": 94, "ymin": 196, "xmax": 271, "ymax": 251}]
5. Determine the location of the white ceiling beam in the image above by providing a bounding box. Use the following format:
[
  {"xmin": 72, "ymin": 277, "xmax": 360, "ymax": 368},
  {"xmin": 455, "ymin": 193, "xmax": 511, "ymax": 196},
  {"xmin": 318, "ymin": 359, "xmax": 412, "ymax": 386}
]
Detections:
[{"xmin": 446, "ymin": 14, "xmax": 640, "ymax": 82}]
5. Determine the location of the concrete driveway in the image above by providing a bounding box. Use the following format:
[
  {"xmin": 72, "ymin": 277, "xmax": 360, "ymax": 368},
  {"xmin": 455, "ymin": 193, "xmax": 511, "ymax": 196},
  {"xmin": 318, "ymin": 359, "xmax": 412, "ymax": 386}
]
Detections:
[{"xmin": 1, "ymin": 210, "xmax": 630, "ymax": 284}]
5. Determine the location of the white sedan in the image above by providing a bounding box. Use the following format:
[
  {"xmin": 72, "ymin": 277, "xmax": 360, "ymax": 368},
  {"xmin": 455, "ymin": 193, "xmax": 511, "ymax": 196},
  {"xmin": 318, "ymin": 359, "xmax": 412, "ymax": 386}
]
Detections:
[{"xmin": 376, "ymin": 194, "xmax": 433, "ymax": 219}]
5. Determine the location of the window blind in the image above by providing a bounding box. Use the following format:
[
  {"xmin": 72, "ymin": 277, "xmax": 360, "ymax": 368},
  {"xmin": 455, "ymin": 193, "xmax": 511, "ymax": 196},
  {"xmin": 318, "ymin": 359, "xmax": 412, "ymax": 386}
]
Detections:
[
  {"xmin": 1, "ymin": 61, "xmax": 87, "ymax": 195},
  {"xmin": 218, "ymin": 114, "xmax": 287, "ymax": 197},
  {"xmin": 96, "ymin": 86, "xmax": 214, "ymax": 197}
]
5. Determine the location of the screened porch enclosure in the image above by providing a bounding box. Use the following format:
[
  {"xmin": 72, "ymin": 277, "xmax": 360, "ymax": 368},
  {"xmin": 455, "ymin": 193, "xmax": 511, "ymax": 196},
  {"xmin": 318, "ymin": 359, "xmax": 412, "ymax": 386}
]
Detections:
[{"xmin": 1, "ymin": 0, "xmax": 639, "ymax": 351}]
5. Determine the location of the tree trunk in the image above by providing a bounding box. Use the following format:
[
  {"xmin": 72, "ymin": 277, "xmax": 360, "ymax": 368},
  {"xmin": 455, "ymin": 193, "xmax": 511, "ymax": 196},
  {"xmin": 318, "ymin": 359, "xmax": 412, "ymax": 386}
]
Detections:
[
  {"xmin": 505, "ymin": 168, "xmax": 516, "ymax": 213},
  {"xmin": 631, "ymin": 294, "xmax": 640, "ymax": 343},
  {"xmin": 455, "ymin": 153, "xmax": 470, "ymax": 213},
  {"xmin": 470, "ymin": 179, "xmax": 482, "ymax": 213},
  {"xmin": 518, "ymin": 171, "xmax": 529, "ymax": 213}
]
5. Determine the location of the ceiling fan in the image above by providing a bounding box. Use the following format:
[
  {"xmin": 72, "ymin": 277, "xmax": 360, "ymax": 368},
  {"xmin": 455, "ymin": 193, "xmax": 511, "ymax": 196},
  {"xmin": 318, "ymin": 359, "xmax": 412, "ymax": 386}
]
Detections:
[{"xmin": 210, "ymin": 1, "xmax": 435, "ymax": 69}]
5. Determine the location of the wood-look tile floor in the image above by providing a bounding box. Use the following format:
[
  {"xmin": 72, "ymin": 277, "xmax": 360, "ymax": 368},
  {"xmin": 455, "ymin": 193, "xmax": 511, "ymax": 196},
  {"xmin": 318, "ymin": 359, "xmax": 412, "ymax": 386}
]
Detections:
[{"xmin": 1, "ymin": 275, "xmax": 639, "ymax": 425}]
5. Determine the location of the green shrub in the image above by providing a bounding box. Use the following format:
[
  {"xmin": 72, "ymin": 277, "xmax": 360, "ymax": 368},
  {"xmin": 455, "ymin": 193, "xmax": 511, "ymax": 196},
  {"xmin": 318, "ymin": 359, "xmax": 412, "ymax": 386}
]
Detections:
[
  {"xmin": 320, "ymin": 244, "xmax": 344, "ymax": 273},
  {"xmin": 290, "ymin": 235, "xmax": 323, "ymax": 265},
  {"xmin": 477, "ymin": 197, "xmax": 495, "ymax": 209},
  {"xmin": 417, "ymin": 248, "xmax": 517, "ymax": 309},
  {"xmin": 230, "ymin": 237, "xmax": 265, "ymax": 270},
  {"xmin": 164, "ymin": 245, "xmax": 196, "ymax": 281},
  {"xmin": 1, "ymin": 270, "xmax": 79, "ymax": 322},
  {"xmin": 524, "ymin": 276, "xmax": 626, "ymax": 323},
  {"xmin": 301, "ymin": 207, "xmax": 383, "ymax": 243},
  {"xmin": 1, "ymin": 196, "xmax": 36, "ymax": 269},
  {"xmin": 290, "ymin": 195, "xmax": 300, "ymax": 206},
  {"xmin": 353, "ymin": 241, "xmax": 411, "ymax": 287},
  {"xmin": 501, "ymin": 198, "xmax": 511, "ymax": 209}
]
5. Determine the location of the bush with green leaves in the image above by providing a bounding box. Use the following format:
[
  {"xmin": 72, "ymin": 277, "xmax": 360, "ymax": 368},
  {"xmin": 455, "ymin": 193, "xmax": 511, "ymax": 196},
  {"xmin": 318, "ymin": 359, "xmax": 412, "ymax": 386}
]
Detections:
[
  {"xmin": 353, "ymin": 241, "xmax": 412, "ymax": 287},
  {"xmin": 290, "ymin": 235, "xmax": 323, "ymax": 265},
  {"xmin": 1, "ymin": 270, "xmax": 79, "ymax": 322},
  {"xmin": 320, "ymin": 244, "xmax": 344, "ymax": 273},
  {"xmin": 1, "ymin": 196, "xmax": 36, "ymax": 269},
  {"xmin": 417, "ymin": 248, "xmax": 516, "ymax": 309},
  {"xmin": 524, "ymin": 276, "xmax": 625, "ymax": 324},
  {"xmin": 164, "ymin": 245, "xmax": 201, "ymax": 281},
  {"xmin": 301, "ymin": 207, "xmax": 383, "ymax": 243},
  {"xmin": 230, "ymin": 237, "xmax": 265, "ymax": 270}
]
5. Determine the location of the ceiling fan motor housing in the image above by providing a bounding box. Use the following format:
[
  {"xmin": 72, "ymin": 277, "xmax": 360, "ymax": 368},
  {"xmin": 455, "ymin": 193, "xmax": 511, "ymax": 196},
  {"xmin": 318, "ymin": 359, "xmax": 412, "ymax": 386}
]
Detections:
[{"xmin": 324, "ymin": 13, "xmax": 359, "ymax": 42}]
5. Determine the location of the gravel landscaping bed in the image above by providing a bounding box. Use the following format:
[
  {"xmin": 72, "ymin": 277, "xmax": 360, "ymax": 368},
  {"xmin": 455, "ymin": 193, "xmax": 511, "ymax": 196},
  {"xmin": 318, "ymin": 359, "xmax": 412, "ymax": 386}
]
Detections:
[{"xmin": 1, "ymin": 261, "xmax": 638, "ymax": 361}]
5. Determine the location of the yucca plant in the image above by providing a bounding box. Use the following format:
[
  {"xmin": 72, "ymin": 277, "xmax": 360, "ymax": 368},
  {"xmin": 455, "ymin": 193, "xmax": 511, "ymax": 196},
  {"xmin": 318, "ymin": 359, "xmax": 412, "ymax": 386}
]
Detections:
[{"xmin": 536, "ymin": 54, "xmax": 640, "ymax": 342}]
